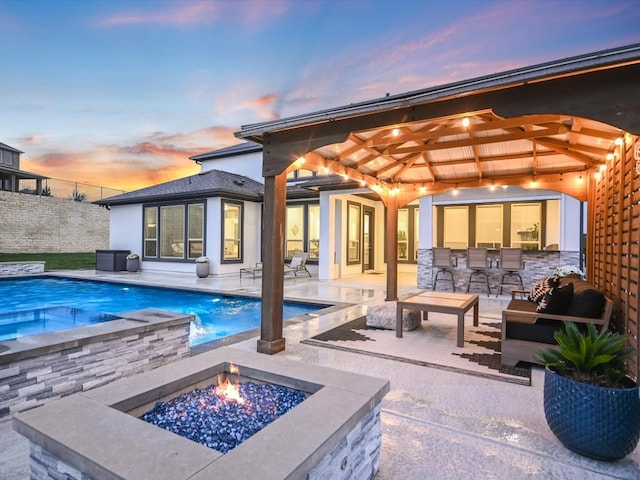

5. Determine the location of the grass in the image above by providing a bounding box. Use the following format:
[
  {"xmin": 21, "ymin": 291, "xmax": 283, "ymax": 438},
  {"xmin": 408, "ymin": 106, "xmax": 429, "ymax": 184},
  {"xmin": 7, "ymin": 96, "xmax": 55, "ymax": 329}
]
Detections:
[{"xmin": 0, "ymin": 252, "xmax": 96, "ymax": 270}]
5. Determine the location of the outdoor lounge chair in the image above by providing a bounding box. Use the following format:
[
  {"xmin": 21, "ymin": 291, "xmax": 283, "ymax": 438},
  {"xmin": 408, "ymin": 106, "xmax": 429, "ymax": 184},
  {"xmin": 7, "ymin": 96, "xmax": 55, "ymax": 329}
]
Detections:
[{"xmin": 284, "ymin": 252, "xmax": 311, "ymax": 277}]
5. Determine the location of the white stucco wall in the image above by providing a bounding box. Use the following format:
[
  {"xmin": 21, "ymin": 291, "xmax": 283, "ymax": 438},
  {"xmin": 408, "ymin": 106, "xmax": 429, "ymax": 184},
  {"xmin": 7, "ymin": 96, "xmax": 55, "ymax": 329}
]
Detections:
[{"xmin": 198, "ymin": 151, "xmax": 264, "ymax": 183}]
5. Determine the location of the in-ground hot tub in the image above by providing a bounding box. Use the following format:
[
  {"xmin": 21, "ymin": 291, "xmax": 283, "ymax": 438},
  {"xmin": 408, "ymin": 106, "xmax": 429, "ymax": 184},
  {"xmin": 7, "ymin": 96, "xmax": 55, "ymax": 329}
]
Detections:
[{"xmin": 13, "ymin": 346, "xmax": 390, "ymax": 480}]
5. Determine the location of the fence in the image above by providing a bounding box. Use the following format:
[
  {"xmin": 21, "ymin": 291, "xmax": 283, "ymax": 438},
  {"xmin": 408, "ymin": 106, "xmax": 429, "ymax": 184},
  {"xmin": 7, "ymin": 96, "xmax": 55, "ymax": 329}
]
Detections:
[{"xmin": 18, "ymin": 177, "xmax": 125, "ymax": 203}]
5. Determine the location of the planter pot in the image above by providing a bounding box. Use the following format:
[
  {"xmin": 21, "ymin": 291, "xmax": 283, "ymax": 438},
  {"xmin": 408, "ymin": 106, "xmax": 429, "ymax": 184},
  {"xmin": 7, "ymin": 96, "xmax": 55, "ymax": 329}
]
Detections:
[
  {"xmin": 196, "ymin": 262, "xmax": 210, "ymax": 278},
  {"xmin": 543, "ymin": 368, "xmax": 640, "ymax": 460},
  {"xmin": 126, "ymin": 259, "xmax": 140, "ymax": 273}
]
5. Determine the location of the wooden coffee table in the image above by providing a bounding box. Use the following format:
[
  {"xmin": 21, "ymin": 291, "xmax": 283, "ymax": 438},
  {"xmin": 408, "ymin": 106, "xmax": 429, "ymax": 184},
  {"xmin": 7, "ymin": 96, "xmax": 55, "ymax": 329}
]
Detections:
[{"xmin": 396, "ymin": 291, "xmax": 479, "ymax": 347}]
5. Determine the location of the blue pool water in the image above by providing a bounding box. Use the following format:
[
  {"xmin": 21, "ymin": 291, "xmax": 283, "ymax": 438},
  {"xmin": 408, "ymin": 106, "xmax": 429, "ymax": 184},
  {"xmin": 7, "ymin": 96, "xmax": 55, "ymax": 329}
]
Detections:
[{"xmin": 0, "ymin": 277, "xmax": 325, "ymax": 345}]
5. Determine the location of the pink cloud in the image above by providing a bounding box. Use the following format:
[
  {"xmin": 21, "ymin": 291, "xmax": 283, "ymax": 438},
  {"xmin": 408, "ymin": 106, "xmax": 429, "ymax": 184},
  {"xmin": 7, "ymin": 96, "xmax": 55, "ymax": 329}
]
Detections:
[{"xmin": 97, "ymin": 0, "xmax": 292, "ymax": 28}]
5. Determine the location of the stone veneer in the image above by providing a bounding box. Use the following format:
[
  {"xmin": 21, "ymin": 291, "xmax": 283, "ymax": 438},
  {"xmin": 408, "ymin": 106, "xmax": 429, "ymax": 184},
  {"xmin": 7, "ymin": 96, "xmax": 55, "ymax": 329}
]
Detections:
[
  {"xmin": 0, "ymin": 308, "xmax": 192, "ymax": 418},
  {"xmin": 417, "ymin": 248, "xmax": 581, "ymax": 293},
  {"xmin": 0, "ymin": 261, "xmax": 45, "ymax": 276},
  {"xmin": 14, "ymin": 347, "xmax": 390, "ymax": 480}
]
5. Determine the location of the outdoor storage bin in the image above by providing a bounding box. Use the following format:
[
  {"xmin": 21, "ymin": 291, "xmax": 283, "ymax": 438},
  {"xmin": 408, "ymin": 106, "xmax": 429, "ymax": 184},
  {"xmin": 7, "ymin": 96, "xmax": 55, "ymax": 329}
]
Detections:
[{"xmin": 95, "ymin": 249, "xmax": 130, "ymax": 271}]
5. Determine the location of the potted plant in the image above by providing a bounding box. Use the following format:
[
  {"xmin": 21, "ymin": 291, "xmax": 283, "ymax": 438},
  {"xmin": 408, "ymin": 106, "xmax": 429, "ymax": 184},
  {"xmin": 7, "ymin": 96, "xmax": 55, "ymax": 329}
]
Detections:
[
  {"xmin": 126, "ymin": 253, "xmax": 140, "ymax": 272},
  {"xmin": 537, "ymin": 322, "xmax": 640, "ymax": 460},
  {"xmin": 195, "ymin": 256, "xmax": 210, "ymax": 278}
]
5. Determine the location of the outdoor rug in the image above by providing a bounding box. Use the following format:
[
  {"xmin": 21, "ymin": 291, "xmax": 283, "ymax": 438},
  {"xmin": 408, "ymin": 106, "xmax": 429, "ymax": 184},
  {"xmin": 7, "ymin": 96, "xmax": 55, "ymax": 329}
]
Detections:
[{"xmin": 301, "ymin": 314, "xmax": 532, "ymax": 386}]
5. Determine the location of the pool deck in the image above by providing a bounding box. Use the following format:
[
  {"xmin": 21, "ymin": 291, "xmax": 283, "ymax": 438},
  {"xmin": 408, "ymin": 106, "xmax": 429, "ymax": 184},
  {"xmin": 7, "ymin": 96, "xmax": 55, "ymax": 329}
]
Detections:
[{"xmin": 1, "ymin": 269, "xmax": 639, "ymax": 479}]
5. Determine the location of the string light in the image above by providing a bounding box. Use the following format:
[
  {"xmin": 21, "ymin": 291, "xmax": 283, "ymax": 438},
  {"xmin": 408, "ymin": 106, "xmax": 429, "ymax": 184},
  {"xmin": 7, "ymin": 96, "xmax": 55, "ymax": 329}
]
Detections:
[
  {"xmin": 462, "ymin": 117, "xmax": 470, "ymax": 127},
  {"xmin": 392, "ymin": 128, "xmax": 400, "ymax": 137}
]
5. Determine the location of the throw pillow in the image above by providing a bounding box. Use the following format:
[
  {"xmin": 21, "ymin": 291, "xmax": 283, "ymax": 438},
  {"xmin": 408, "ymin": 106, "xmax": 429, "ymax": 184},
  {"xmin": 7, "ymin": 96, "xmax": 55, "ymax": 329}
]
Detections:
[
  {"xmin": 537, "ymin": 282, "xmax": 574, "ymax": 315},
  {"xmin": 529, "ymin": 277, "xmax": 557, "ymax": 304}
]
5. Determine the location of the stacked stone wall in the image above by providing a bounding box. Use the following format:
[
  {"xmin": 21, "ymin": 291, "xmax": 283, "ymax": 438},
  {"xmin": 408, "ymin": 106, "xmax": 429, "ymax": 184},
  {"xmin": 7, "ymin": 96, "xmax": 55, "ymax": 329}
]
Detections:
[
  {"xmin": 0, "ymin": 191, "xmax": 109, "ymax": 253},
  {"xmin": 0, "ymin": 322, "xmax": 190, "ymax": 418},
  {"xmin": 417, "ymin": 249, "xmax": 582, "ymax": 293}
]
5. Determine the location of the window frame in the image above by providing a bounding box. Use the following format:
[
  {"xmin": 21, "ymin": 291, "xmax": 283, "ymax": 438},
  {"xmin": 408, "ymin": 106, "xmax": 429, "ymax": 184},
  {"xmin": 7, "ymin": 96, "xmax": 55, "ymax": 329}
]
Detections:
[
  {"xmin": 347, "ymin": 201, "xmax": 361, "ymax": 265},
  {"xmin": 141, "ymin": 200, "xmax": 206, "ymax": 262},
  {"xmin": 284, "ymin": 201, "xmax": 320, "ymax": 262},
  {"xmin": 221, "ymin": 199, "xmax": 244, "ymax": 264}
]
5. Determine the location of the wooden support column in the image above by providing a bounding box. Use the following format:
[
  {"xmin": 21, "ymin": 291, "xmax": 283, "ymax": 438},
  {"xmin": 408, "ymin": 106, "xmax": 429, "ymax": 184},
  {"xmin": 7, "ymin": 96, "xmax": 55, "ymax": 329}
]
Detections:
[
  {"xmin": 257, "ymin": 172, "xmax": 287, "ymax": 354},
  {"xmin": 385, "ymin": 196, "xmax": 399, "ymax": 301}
]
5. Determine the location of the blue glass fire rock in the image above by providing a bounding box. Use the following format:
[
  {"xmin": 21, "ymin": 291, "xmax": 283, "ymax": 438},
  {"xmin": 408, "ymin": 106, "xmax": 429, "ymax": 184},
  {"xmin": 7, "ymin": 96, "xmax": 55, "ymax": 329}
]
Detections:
[{"xmin": 139, "ymin": 381, "xmax": 306, "ymax": 453}]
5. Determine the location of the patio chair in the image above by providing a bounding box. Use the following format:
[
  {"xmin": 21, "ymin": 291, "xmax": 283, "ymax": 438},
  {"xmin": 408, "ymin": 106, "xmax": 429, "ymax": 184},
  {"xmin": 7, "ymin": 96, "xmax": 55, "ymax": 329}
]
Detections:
[
  {"xmin": 465, "ymin": 247, "xmax": 491, "ymax": 296},
  {"xmin": 497, "ymin": 247, "xmax": 524, "ymax": 295},
  {"xmin": 432, "ymin": 247, "xmax": 457, "ymax": 291},
  {"xmin": 284, "ymin": 252, "xmax": 312, "ymax": 277}
]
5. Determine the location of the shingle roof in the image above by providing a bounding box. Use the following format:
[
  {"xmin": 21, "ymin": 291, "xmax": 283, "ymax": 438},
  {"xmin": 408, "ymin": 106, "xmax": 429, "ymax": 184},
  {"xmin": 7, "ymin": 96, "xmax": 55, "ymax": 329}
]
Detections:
[
  {"xmin": 95, "ymin": 169, "xmax": 264, "ymax": 206},
  {"xmin": 189, "ymin": 142, "xmax": 262, "ymax": 162}
]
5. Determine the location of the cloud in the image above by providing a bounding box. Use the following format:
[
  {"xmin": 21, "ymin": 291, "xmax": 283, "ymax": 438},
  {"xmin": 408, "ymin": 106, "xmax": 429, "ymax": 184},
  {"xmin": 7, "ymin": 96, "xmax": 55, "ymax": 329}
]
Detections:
[
  {"xmin": 97, "ymin": 0, "xmax": 291, "ymax": 28},
  {"xmin": 19, "ymin": 125, "xmax": 242, "ymax": 191}
]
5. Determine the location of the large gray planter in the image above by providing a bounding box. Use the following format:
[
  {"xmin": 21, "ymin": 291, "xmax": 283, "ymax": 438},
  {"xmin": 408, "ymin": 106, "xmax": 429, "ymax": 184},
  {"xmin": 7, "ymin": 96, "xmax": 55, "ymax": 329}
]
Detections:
[
  {"xmin": 126, "ymin": 259, "xmax": 140, "ymax": 273},
  {"xmin": 196, "ymin": 262, "xmax": 210, "ymax": 278}
]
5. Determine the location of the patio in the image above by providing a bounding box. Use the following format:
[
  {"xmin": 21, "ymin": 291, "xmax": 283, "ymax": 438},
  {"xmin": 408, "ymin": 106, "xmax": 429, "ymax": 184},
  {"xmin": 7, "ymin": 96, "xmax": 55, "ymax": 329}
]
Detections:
[{"xmin": 1, "ymin": 270, "xmax": 638, "ymax": 479}]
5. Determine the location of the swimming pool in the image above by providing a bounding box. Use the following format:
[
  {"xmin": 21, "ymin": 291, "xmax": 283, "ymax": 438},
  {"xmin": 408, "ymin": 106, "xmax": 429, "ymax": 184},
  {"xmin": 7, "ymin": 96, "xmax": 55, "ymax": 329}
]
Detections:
[{"xmin": 0, "ymin": 277, "xmax": 325, "ymax": 345}]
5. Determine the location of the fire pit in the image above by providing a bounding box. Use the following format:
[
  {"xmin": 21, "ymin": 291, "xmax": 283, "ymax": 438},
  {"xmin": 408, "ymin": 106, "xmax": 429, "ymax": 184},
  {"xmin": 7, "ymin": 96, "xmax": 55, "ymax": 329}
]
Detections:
[
  {"xmin": 13, "ymin": 346, "xmax": 390, "ymax": 480},
  {"xmin": 139, "ymin": 364, "xmax": 307, "ymax": 453}
]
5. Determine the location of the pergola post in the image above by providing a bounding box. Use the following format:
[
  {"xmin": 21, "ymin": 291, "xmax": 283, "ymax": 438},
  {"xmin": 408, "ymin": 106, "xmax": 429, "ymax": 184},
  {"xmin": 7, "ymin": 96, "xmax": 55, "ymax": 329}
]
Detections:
[
  {"xmin": 385, "ymin": 196, "xmax": 399, "ymax": 301},
  {"xmin": 257, "ymin": 172, "xmax": 287, "ymax": 354}
]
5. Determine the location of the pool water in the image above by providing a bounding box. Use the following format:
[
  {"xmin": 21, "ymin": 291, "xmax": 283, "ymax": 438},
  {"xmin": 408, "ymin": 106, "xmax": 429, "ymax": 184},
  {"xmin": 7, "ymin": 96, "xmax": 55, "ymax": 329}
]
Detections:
[{"xmin": 0, "ymin": 277, "xmax": 324, "ymax": 345}]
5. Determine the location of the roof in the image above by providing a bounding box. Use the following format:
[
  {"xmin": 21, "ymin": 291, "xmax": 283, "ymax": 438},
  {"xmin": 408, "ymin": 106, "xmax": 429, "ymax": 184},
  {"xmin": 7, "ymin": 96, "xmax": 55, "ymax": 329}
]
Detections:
[
  {"xmin": 235, "ymin": 43, "xmax": 640, "ymax": 201},
  {"xmin": 0, "ymin": 142, "xmax": 24, "ymax": 154},
  {"xmin": 95, "ymin": 169, "xmax": 264, "ymax": 206},
  {"xmin": 189, "ymin": 142, "xmax": 262, "ymax": 162}
]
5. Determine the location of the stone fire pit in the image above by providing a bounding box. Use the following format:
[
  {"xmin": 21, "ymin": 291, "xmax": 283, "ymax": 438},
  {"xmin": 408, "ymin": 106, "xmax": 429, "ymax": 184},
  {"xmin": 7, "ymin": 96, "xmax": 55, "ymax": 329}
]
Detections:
[{"xmin": 13, "ymin": 346, "xmax": 390, "ymax": 480}]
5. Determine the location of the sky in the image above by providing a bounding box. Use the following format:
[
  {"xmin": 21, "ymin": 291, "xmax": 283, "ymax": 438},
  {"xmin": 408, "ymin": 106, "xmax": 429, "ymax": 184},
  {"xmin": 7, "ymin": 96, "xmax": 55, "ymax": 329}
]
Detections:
[{"xmin": 1, "ymin": 0, "xmax": 639, "ymax": 192}]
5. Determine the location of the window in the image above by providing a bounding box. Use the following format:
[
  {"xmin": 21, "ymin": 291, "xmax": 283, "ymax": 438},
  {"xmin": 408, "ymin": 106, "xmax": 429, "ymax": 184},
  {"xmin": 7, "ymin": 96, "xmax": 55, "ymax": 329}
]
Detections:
[
  {"xmin": 443, "ymin": 206, "xmax": 469, "ymax": 249},
  {"xmin": 144, "ymin": 207, "xmax": 158, "ymax": 257},
  {"xmin": 284, "ymin": 203, "xmax": 320, "ymax": 261},
  {"xmin": 511, "ymin": 203, "xmax": 541, "ymax": 250},
  {"xmin": 287, "ymin": 169, "xmax": 316, "ymax": 180},
  {"xmin": 397, "ymin": 205, "xmax": 420, "ymax": 263},
  {"xmin": 347, "ymin": 202, "xmax": 361, "ymax": 264},
  {"xmin": 143, "ymin": 201, "xmax": 205, "ymax": 261},
  {"xmin": 308, "ymin": 204, "xmax": 320, "ymax": 260},
  {"xmin": 285, "ymin": 205, "xmax": 304, "ymax": 258},
  {"xmin": 187, "ymin": 204, "xmax": 204, "ymax": 258},
  {"xmin": 222, "ymin": 200, "xmax": 242, "ymax": 262},
  {"xmin": 160, "ymin": 205, "xmax": 185, "ymax": 258},
  {"xmin": 475, "ymin": 204, "xmax": 502, "ymax": 248}
]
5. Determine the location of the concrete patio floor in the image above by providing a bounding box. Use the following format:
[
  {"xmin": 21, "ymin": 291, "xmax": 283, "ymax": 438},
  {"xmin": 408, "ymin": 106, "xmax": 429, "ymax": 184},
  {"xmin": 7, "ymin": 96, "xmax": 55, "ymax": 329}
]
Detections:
[{"xmin": 1, "ymin": 269, "xmax": 639, "ymax": 479}]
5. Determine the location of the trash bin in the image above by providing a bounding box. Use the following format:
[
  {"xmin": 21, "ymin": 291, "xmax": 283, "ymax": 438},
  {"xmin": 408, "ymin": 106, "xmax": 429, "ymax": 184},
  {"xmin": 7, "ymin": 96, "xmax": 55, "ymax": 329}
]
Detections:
[{"xmin": 95, "ymin": 250, "xmax": 130, "ymax": 271}]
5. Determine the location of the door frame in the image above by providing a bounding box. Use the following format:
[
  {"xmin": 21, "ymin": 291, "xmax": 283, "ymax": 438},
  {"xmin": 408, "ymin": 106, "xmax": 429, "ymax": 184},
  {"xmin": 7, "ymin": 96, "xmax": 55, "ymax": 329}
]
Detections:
[{"xmin": 362, "ymin": 206, "xmax": 375, "ymax": 271}]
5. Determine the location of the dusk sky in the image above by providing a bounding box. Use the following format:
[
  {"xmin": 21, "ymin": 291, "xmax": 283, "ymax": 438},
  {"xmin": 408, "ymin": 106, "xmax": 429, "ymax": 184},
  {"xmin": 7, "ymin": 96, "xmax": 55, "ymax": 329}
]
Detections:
[{"xmin": 2, "ymin": 0, "xmax": 639, "ymax": 192}]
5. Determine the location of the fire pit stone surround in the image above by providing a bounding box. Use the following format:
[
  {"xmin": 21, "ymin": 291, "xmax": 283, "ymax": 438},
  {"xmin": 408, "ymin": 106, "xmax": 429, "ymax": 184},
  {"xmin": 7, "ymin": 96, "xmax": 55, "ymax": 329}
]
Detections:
[{"xmin": 13, "ymin": 346, "xmax": 390, "ymax": 480}]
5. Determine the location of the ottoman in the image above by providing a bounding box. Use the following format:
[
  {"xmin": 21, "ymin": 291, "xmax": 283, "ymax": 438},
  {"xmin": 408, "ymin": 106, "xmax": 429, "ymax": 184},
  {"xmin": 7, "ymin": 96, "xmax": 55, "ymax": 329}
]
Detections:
[{"xmin": 366, "ymin": 301, "xmax": 421, "ymax": 331}]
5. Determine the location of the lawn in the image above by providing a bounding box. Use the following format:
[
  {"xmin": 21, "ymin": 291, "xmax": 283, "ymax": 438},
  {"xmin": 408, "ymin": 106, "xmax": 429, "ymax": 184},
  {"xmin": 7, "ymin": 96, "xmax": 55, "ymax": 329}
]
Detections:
[{"xmin": 0, "ymin": 252, "xmax": 96, "ymax": 270}]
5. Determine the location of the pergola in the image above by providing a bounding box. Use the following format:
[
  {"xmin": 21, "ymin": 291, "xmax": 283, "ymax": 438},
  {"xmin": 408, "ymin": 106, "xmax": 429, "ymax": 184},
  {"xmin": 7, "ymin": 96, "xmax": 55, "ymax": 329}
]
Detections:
[{"xmin": 236, "ymin": 44, "xmax": 640, "ymax": 376}]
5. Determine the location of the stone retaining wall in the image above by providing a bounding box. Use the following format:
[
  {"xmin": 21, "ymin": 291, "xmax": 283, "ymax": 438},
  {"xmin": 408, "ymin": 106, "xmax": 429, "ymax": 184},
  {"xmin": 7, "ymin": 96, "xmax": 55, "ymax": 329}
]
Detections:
[
  {"xmin": 0, "ymin": 191, "xmax": 109, "ymax": 253},
  {"xmin": 0, "ymin": 309, "xmax": 191, "ymax": 418},
  {"xmin": 0, "ymin": 261, "xmax": 45, "ymax": 276}
]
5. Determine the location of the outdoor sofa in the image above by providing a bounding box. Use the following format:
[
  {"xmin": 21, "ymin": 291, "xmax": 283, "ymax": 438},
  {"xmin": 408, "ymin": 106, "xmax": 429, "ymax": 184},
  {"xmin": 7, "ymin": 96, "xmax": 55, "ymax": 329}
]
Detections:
[{"xmin": 501, "ymin": 276, "xmax": 613, "ymax": 367}]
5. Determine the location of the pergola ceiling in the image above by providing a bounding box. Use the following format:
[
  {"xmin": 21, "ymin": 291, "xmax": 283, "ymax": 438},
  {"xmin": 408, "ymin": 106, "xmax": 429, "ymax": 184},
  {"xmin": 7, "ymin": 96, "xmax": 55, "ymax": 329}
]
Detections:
[{"xmin": 298, "ymin": 109, "xmax": 623, "ymax": 200}]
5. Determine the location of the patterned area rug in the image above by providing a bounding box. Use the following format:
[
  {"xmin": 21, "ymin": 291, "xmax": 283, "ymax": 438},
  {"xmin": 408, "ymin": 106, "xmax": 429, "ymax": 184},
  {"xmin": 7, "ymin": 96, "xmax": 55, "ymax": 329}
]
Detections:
[{"xmin": 301, "ymin": 314, "xmax": 531, "ymax": 386}]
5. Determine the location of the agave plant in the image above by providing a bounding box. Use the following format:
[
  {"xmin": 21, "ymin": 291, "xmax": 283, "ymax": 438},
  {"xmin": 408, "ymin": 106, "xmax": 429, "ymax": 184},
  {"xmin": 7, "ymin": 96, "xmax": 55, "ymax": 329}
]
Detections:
[{"xmin": 537, "ymin": 322, "xmax": 636, "ymax": 388}]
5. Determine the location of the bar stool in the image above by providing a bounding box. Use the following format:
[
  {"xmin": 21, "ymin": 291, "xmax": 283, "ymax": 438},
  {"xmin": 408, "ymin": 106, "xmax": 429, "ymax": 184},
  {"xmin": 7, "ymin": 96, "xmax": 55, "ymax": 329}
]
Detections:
[
  {"xmin": 498, "ymin": 247, "xmax": 524, "ymax": 295},
  {"xmin": 432, "ymin": 247, "xmax": 457, "ymax": 291},
  {"xmin": 466, "ymin": 247, "xmax": 491, "ymax": 296}
]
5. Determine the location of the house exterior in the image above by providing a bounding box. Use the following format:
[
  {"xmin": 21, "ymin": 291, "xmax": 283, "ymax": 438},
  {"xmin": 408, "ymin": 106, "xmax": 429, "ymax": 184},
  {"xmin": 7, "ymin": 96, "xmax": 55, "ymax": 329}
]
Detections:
[
  {"xmin": 99, "ymin": 142, "xmax": 583, "ymax": 285},
  {"xmin": 0, "ymin": 142, "xmax": 46, "ymax": 194}
]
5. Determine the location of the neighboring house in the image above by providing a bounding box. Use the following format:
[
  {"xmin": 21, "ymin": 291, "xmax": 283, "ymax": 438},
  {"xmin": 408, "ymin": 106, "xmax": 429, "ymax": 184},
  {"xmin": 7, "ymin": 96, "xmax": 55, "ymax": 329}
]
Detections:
[
  {"xmin": 98, "ymin": 142, "xmax": 582, "ymax": 281},
  {"xmin": 0, "ymin": 142, "xmax": 46, "ymax": 194}
]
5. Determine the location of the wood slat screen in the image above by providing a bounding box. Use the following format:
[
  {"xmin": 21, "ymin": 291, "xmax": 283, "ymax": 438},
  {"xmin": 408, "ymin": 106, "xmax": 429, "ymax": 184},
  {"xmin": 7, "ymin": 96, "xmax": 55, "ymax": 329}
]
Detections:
[{"xmin": 590, "ymin": 135, "xmax": 640, "ymax": 380}]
